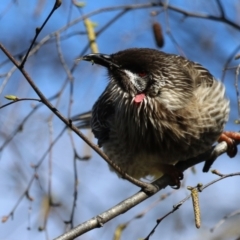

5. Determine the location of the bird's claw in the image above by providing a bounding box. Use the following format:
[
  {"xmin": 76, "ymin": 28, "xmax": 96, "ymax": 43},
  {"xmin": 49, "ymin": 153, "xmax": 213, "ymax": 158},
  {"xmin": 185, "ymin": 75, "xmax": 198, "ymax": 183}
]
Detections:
[
  {"xmin": 161, "ymin": 164, "xmax": 183, "ymax": 189},
  {"xmin": 218, "ymin": 131, "xmax": 240, "ymax": 158},
  {"xmin": 169, "ymin": 170, "xmax": 184, "ymax": 189}
]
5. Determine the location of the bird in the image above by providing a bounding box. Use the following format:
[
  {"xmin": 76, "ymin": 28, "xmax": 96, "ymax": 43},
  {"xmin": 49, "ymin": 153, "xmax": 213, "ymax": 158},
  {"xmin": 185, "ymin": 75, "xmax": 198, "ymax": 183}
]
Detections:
[{"xmin": 77, "ymin": 48, "xmax": 235, "ymax": 188}]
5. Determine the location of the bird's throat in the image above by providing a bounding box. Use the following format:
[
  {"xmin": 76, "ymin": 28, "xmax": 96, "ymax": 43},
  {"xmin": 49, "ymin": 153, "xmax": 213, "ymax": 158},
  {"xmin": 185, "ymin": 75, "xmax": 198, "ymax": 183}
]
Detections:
[{"xmin": 134, "ymin": 93, "xmax": 145, "ymax": 103}]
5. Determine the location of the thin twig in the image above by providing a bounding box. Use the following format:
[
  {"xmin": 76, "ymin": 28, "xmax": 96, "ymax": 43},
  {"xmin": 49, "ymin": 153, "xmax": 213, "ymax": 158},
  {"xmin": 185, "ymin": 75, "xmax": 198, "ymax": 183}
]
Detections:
[
  {"xmin": 0, "ymin": 43, "xmax": 156, "ymax": 192},
  {"xmin": 216, "ymin": 0, "xmax": 225, "ymax": 18},
  {"xmin": 143, "ymin": 171, "xmax": 240, "ymax": 240},
  {"xmin": 221, "ymin": 44, "xmax": 240, "ymax": 81},
  {"xmin": 235, "ymin": 65, "xmax": 240, "ymax": 120},
  {"xmin": 0, "ymin": 97, "xmax": 41, "ymax": 109},
  {"xmin": 53, "ymin": 142, "xmax": 235, "ymax": 240},
  {"xmin": 67, "ymin": 131, "xmax": 80, "ymax": 229},
  {"xmin": 211, "ymin": 209, "xmax": 240, "ymax": 232},
  {"xmin": 20, "ymin": 0, "xmax": 62, "ymax": 67},
  {"xmin": 2, "ymin": 126, "xmax": 67, "ymax": 223}
]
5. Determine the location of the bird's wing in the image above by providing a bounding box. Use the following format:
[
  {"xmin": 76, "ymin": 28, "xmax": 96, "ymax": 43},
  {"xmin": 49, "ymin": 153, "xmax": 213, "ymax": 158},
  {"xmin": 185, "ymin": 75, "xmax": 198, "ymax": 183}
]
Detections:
[
  {"xmin": 171, "ymin": 55, "xmax": 214, "ymax": 88},
  {"xmin": 191, "ymin": 62, "xmax": 214, "ymax": 88},
  {"xmin": 91, "ymin": 89, "xmax": 115, "ymax": 147}
]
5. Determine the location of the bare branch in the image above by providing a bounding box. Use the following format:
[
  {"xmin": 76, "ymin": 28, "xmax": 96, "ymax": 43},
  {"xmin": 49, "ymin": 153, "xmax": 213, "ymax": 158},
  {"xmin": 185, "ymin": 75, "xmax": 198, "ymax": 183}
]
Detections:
[
  {"xmin": 20, "ymin": 0, "xmax": 62, "ymax": 67},
  {"xmin": 216, "ymin": 0, "xmax": 225, "ymax": 18},
  {"xmin": 211, "ymin": 209, "xmax": 240, "ymax": 232},
  {"xmin": 53, "ymin": 142, "xmax": 234, "ymax": 240},
  {"xmin": 0, "ymin": 97, "xmax": 41, "ymax": 109},
  {"xmin": 0, "ymin": 43, "xmax": 156, "ymax": 192},
  {"xmin": 144, "ymin": 170, "xmax": 240, "ymax": 240}
]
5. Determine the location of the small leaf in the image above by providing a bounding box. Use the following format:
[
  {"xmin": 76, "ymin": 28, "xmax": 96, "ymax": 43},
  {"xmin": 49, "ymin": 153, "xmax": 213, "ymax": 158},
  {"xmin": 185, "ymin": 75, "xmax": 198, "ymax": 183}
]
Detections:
[
  {"xmin": 234, "ymin": 119, "xmax": 240, "ymax": 124},
  {"xmin": 2, "ymin": 216, "xmax": 8, "ymax": 223},
  {"xmin": 114, "ymin": 223, "xmax": 128, "ymax": 240},
  {"xmin": 73, "ymin": 1, "xmax": 86, "ymax": 8},
  {"xmin": 5, "ymin": 95, "xmax": 19, "ymax": 101}
]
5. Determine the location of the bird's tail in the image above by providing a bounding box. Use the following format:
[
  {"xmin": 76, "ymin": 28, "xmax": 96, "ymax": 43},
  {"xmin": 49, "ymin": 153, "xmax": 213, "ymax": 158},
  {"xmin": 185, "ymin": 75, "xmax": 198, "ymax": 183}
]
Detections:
[{"xmin": 71, "ymin": 110, "xmax": 92, "ymax": 129}]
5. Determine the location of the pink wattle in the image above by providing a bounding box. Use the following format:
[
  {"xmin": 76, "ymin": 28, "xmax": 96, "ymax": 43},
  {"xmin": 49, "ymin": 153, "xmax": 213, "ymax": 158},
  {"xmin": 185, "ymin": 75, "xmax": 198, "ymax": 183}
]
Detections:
[{"xmin": 134, "ymin": 93, "xmax": 145, "ymax": 103}]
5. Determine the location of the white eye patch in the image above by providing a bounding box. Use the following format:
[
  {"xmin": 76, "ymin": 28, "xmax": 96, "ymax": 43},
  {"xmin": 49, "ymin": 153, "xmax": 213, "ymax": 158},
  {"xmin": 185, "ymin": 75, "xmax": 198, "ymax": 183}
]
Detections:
[{"xmin": 123, "ymin": 69, "xmax": 147, "ymax": 92}]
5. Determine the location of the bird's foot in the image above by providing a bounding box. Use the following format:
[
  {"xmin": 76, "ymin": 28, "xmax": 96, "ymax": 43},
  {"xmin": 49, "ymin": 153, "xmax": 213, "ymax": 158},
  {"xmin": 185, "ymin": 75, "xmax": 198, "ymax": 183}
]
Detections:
[
  {"xmin": 161, "ymin": 164, "xmax": 183, "ymax": 189},
  {"xmin": 218, "ymin": 131, "xmax": 240, "ymax": 158}
]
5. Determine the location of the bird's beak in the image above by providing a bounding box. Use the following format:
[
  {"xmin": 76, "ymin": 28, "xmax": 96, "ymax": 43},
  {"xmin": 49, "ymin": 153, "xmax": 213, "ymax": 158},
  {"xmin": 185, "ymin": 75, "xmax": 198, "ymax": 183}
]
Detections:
[{"xmin": 82, "ymin": 53, "xmax": 120, "ymax": 68}]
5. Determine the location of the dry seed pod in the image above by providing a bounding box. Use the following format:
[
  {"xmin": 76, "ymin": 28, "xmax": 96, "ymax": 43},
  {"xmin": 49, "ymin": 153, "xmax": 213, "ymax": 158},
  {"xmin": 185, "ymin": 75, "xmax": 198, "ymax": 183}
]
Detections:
[
  {"xmin": 152, "ymin": 22, "xmax": 164, "ymax": 48},
  {"xmin": 188, "ymin": 186, "xmax": 201, "ymax": 229}
]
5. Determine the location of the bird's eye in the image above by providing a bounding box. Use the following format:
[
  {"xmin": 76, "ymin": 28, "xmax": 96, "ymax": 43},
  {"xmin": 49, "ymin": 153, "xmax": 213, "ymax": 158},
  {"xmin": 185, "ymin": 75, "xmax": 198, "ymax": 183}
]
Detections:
[{"xmin": 137, "ymin": 71, "xmax": 147, "ymax": 77}]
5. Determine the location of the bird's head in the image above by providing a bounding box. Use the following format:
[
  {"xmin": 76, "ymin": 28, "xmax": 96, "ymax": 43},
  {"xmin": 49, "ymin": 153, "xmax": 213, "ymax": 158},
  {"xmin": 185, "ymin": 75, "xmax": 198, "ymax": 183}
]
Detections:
[{"xmin": 82, "ymin": 48, "xmax": 194, "ymax": 110}]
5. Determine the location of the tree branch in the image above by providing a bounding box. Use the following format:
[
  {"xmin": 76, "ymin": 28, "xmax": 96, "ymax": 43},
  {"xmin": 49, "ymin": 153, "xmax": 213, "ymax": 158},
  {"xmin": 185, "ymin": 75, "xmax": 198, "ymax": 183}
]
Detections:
[
  {"xmin": 53, "ymin": 142, "xmax": 231, "ymax": 240},
  {"xmin": 0, "ymin": 43, "xmax": 156, "ymax": 193}
]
